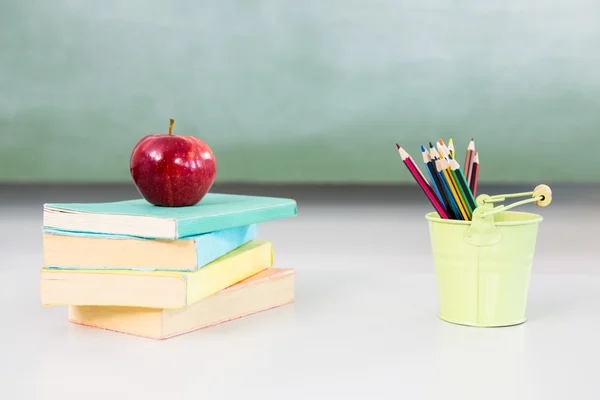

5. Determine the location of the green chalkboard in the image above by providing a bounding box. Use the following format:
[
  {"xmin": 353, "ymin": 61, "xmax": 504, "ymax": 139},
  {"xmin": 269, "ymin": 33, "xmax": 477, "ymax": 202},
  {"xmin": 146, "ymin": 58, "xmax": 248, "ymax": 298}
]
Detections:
[{"xmin": 1, "ymin": 1, "xmax": 599, "ymax": 183}]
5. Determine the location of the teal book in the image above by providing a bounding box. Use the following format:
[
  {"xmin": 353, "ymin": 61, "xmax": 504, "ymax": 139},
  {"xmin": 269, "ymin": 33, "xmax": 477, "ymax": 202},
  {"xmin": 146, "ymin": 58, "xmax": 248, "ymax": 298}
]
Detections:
[
  {"xmin": 43, "ymin": 193, "xmax": 297, "ymax": 239},
  {"xmin": 43, "ymin": 224, "xmax": 258, "ymax": 272}
]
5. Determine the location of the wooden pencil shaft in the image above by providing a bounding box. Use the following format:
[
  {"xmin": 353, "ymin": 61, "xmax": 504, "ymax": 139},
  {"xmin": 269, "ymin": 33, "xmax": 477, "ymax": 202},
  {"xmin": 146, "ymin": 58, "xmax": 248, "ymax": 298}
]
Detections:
[
  {"xmin": 398, "ymin": 147, "xmax": 431, "ymax": 190},
  {"xmin": 440, "ymin": 166, "xmax": 466, "ymax": 220},
  {"xmin": 436, "ymin": 160, "xmax": 462, "ymax": 220},
  {"xmin": 440, "ymin": 159, "xmax": 467, "ymax": 212},
  {"xmin": 464, "ymin": 140, "xmax": 475, "ymax": 178},
  {"xmin": 424, "ymin": 161, "xmax": 442, "ymax": 204},
  {"xmin": 450, "ymin": 171, "xmax": 470, "ymax": 219},
  {"xmin": 470, "ymin": 162, "xmax": 479, "ymax": 195},
  {"xmin": 426, "ymin": 161, "xmax": 454, "ymax": 218},
  {"xmin": 443, "ymin": 167, "xmax": 469, "ymax": 220},
  {"xmin": 398, "ymin": 147, "xmax": 448, "ymax": 219},
  {"xmin": 443, "ymin": 169, "xmax": 466, "ymax": 220},
  {"xmin": 413, "ymin": 158, "xmax": 431, "ymax": 187},
  {"xmin": 405, "ymin": 158, "xmax": 449, "ymax": 219},
  {"xmin": 466, "ymin": 148, "xmax": 476, "ymax": 184},
  {"xmin": 464, "ymin": 151, "xmax": 472, "ymax": 177},
  {"xmin": 437, "ymin": 169, "xmax": 461, "ymax": 219},
  {"xmin": 469, "ymin": 152, "xmax": 480, "ymax": 194},
  {"xmin": 451, "ymin": 163, "xmax": 477, "ymax": 211},
  {"xmin": 451, "ymin": 168, "xmax": 473, "ymax": 217},
  {"xmin": 422, "ymin": 151, "xmax": 445, "ymax": 209},
  {"xmin": 407, "ymin": 157, "xmax": 439, "ymax": 203}
]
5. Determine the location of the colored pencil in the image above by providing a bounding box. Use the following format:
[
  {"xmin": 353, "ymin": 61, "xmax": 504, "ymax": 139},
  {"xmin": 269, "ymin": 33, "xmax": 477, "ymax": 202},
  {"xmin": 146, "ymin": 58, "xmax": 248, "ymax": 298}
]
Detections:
[
  {"xmin": 396, "ymin": 145, "xmax": 450, "ymax": 219},
  {"xmin": 436, "ymin": 141, "xmax": 446, "ymax": 159},
  {"xmin": 410, "ymin": 145, "xmax": 432, "ymax": 184},
  {"xmin": 435, "ymin": 158, "xmax": 462, "ymax": 220},
  {"xmin": 428, "ymin": 142, "xmax": 440, "ymax": 160},
  {"xmin": 398, "ymin": 144, "xmax": 434, "ymax": 194},
  {"xmin": 437, "ymin": 139, "xmax": 476, "ymax": 215},
  {"xmin": 422, "ymin": 146, "xmax": 454, "ymax": 219},
  {"xmin": 448, "ymin": 156, "xmax": 477, "ymax": 213},
  {"xmin": 439, "ymin": 157, "xmax": 469, "ymax": 220},
  {"xmin": 421, "ymin": 146, "xmax": 443, "ymax": 204},
  {"xmin": 435, "ymin": 158, "xmax": 464, "ymax": 220},
  {"xmin": 470, "ymin": 152, "xmax": 480, "ymax": 196},
  {"xmin": 451, "ymin": 168, "xmax": 473, "ymax": 219},
  {"xmin": 430, "ymin": 144, "xmax": 462, "ymax": 217},
  {"xmin": 464, "ymin": 139, "xmax": 475, "ymax": 183},
  {"xmin": 437, "ymin": 140, "xmax": 451, "ymax": 160},
  {"xmin": 448, "ymin": 139, "xmax": 455, "ymax": 159}
]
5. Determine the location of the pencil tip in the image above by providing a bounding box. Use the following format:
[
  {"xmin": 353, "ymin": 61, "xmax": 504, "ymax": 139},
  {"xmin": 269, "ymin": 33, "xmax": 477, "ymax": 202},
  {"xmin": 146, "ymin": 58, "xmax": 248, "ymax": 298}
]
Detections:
[
  {"xmin": 439, "ymin": 139, "xmax": 445, "ymax": 146},
  {"xmin": 397, "ymin": 146, "xmax": 409, "ymax": 160},
  {"xmin": 429, "ymin": 142, "xmax": 434, "ymax": 148},
  {"xmin": 420, "ymin": 145, "xmax": 426, "ymax": 152},
  {"xmin": 396, "ymin": 143, "xmax": 400, "ymax": 149}
]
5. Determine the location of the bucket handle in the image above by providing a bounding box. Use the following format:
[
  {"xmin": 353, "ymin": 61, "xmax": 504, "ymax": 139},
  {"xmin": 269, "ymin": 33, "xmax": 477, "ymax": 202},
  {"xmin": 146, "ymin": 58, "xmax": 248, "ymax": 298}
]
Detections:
[
  {"xmin": 476, "ymin": 184, "xmax": 552, "ymax": 218},
  {"xmin": 464, "ymin": 184, "xmax": 552, "ymax": 247}
]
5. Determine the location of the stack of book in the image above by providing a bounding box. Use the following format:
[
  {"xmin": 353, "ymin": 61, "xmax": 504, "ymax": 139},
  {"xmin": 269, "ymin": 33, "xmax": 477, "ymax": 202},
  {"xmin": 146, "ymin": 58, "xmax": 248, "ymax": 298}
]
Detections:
[{"xmin": 40, "ymin": 193, "xmax": 297, "ymax": 340}]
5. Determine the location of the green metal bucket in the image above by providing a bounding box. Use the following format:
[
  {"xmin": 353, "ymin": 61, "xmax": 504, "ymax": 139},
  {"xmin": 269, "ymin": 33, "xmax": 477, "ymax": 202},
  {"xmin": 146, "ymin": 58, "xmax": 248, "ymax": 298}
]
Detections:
[{"xmin": 425, "ymin": 203, "xmax": 544, "ymax": 328}]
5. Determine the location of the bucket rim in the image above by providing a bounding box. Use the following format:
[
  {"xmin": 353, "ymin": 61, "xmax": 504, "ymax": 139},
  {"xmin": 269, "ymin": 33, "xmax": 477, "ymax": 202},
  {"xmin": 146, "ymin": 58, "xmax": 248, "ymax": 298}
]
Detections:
[{"xmin": 425, "ymin": 210, "xmax": 543, "ymax": 226}]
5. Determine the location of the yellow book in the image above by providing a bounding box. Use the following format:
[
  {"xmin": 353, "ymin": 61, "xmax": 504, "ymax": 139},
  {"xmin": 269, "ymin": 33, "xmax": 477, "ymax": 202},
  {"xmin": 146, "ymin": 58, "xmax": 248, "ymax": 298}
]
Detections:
[
  {"xmin": 40, "ymin": 240, "xmax": 273, "ymax": 309},
  {"xmin": 69, "ymin": 268, "xmax": 295, "ymax": 340}
]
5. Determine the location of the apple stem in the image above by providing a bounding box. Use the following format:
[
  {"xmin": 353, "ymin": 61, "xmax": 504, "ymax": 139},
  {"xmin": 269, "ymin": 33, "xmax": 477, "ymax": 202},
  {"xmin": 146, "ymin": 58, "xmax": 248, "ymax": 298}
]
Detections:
[{"xmin": 169, "ymin": 119, "xmax": 175, "ymax": 136}]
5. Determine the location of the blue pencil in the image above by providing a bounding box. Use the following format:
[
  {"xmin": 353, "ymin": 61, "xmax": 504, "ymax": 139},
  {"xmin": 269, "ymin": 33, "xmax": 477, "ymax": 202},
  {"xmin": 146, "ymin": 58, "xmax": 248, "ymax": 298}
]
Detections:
[
  {"xmin": 420, "ymin": 146, "xmax": 444, "ymax": 205},
  {"xmin": 434, "ymin": 157, "xmax": 463, "ymax": 220},
  {"xmin": 420, "ymin": 145, "xmax": 455, "ymax": 218}
]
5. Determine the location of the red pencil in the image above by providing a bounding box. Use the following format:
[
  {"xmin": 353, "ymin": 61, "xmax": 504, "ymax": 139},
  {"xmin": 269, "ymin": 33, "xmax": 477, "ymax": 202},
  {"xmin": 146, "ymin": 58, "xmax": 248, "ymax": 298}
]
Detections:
[
  {"xmin": 396, "ymin": 144, "xmax": 450, "ymax": 219},
  {"xmin": 469, "ymin": 152, "xmax": 479, "ymax": 196}
]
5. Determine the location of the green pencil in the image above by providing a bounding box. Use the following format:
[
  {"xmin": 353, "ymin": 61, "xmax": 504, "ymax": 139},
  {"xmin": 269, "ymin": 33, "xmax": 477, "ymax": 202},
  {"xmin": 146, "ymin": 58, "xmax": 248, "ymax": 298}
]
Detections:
[{"xmin": 448, "ymin": 156, "xmax": 477, "ymax": 213}]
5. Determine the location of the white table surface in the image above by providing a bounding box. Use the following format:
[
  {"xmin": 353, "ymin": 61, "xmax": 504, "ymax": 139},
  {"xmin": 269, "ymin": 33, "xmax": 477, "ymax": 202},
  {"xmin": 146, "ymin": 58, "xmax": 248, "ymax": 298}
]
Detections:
[{"xmin": 1, "ymin": 186, "xmax": 599, "ymax": 400}]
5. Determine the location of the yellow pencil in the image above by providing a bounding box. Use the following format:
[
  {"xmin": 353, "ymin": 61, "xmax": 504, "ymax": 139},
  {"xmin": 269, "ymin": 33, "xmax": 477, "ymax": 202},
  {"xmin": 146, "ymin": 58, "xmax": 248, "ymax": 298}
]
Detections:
[
  {"xmin": 440, "ymin": 157, "xmax": 470, "ymax": 220},
  {"xmin": 438, "ymin": 140, "xmax": 474, "ymax": 219}
]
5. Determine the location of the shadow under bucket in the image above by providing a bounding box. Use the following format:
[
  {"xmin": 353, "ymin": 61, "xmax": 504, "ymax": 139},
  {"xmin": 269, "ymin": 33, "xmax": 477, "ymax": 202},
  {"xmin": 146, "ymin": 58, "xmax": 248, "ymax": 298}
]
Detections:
[{"xmin": 426, "ymin": 206, "xmax": 544, "ymax": 328}]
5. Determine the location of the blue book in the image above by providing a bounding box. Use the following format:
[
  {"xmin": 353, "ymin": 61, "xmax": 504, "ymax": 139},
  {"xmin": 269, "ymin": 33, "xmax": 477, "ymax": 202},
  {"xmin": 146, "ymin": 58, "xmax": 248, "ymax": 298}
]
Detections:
[
  {"xmin": 42, "ymin": 193, "xmax": 297, "ymax": 239},
  {"xmin": 43, "ymin": 224, "xmax": 258, "ymax": 272}
]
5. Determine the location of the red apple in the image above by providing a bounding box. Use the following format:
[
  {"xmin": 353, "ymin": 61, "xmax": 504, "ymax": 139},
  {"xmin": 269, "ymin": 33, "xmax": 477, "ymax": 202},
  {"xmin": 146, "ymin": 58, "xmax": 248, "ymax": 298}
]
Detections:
[{"xmin": 130, "ymin": 119, "xmax": 216, "ymax": 207}]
